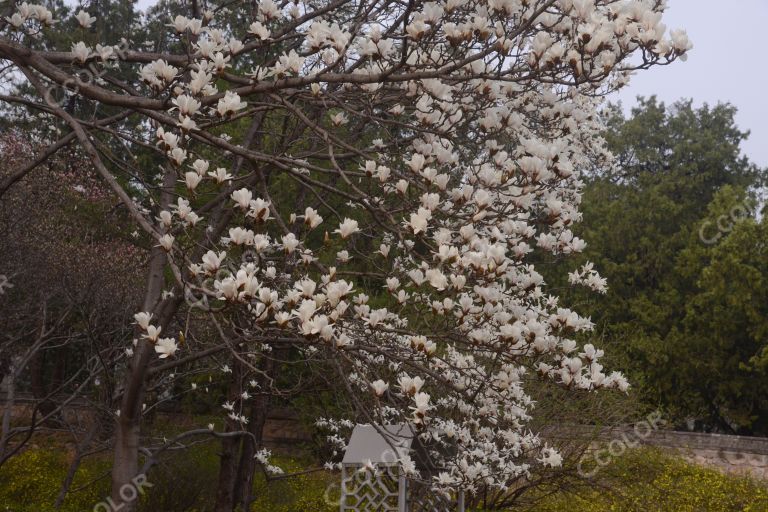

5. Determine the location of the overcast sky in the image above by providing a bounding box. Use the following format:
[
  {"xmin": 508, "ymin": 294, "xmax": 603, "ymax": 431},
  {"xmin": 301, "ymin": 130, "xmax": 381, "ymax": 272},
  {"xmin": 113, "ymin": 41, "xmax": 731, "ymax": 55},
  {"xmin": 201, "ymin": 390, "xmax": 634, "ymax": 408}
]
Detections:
[{"xmin": 613, "ymin": 0, "xmax": 768, "ymax": 167}]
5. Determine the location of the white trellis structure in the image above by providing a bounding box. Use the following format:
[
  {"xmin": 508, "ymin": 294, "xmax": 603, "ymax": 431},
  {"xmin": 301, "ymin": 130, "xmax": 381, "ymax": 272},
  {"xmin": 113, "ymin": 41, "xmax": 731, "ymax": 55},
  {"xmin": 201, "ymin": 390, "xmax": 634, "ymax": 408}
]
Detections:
[{"xmin": 340, "ymin": 424, "xmax": 465, "ymax": 512}]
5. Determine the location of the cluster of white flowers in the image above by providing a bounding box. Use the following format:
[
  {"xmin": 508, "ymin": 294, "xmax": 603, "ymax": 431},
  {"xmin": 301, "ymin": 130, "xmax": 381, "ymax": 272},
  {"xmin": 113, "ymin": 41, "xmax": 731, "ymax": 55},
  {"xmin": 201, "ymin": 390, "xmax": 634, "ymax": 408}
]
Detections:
[
  {"xmin": 128, "ymin": 0, "xmax": 684, "ymax": 493},
  {"xmin": 568, "ymin": 261, "xmax": 608, "ymax": 293},
  {"xmin": 3, "ymin": 2, "xmax": 55, "ymax": 30},
  {"xmin": 134, "ymin": 312, "xmax": 178, "ymax": 358},
  {"xmin": 1, "ymin": 0, "xmax": 688, "ymax": 496},
  {"xmin": 254, "ymin": 448, "xmax": 284, "ymax": 475}
]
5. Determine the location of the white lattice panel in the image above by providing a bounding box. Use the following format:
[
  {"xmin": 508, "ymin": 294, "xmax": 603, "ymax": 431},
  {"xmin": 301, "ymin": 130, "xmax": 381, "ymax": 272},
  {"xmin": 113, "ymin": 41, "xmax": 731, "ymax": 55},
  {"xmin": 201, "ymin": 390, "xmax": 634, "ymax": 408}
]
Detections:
[{"xmin": 340, "ymin": 465, "xmax": 401, "ymax": 511}]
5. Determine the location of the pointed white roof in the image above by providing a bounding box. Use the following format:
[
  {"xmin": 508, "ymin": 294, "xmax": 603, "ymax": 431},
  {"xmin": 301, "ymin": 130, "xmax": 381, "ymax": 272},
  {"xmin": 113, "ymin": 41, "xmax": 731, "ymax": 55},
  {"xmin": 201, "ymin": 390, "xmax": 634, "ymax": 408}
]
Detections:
[{"xmin": 342, "ymin": 424, "xmax": 415, "ymax": 466}]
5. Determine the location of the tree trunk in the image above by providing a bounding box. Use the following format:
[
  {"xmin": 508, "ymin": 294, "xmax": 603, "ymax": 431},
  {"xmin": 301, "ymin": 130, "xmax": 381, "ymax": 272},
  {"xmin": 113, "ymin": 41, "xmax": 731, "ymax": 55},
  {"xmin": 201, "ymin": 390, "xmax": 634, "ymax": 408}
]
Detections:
[
  {"xmin": 0, "ymin": 366, "xmax": 15, "ymax": 463},
  {"xmin": 215, "ymin": 433, "xmax": 242, "ymax": 512},
  {"xmin": 110, "ymin": 163, "xmax": 179, "ymax": 510},
  {"xmin": 111, "ymin": 117, "xmax": 266, "ymax": 511},
  {"xmin": 29, "ymin": 350, "xmax": 56, "ymax": 419},
  {"xmin": 0, "ymin": 353, "xmax": 9, "ymax": 392},
  {"xmin": 233, "ymin": 357, "xmax": 276, "ymax": 510},
  {"xmin": 111, "ymin": 344, "xmax": 151, "ymax": 509},
  {"xmin": 214, "ymin": 360, "xmax": 243, "ymax": 512},
  {"xmin": 109, "ymin": 244, "xmax": 169, "ymax": 511}
]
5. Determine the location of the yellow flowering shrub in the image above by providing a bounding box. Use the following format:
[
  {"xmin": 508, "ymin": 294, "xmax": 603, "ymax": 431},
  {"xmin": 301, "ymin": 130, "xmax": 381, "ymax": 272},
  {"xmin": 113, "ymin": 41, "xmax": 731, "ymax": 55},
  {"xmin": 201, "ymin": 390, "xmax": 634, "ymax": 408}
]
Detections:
[
  {"xmin": 0, "ymin": 448, "xmax": 109, "ymax": 512},
  {"xmin": 526, "ymin": 447, "xmax": 768, "ymax": 512},
  {"xmin": 250, "ymin": 456, "xmax": 337, "ymax": 512},
  {"xmin": 2, "ymin": 445, "xmax": 765, "ymax": 511}
]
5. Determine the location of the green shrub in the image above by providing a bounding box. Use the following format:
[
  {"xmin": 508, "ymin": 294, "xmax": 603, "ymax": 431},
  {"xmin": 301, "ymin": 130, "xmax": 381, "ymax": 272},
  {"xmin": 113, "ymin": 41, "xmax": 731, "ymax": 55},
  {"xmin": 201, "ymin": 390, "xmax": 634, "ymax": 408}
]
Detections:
[
  {"xmin": 0, "ymin": 448, "xmax": 110, "ymax": 512},
  {"xmin": 250, "ymin": 456, "xmax": 337, "ymax": 512},
  {"xmin": 137, "ymin": 441, "xmax": 221, "ymax": 512},
  {"xmin": 525, "ymin": 447, "xmax": 768, "ymax": 512}
]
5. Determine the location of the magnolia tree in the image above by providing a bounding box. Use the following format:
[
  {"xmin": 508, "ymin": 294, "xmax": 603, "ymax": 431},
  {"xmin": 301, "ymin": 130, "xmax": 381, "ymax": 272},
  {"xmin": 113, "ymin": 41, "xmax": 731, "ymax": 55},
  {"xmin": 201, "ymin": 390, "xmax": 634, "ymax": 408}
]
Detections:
[{"xmin": 0, "ymin": 0, "xmax": 689, "ymax": 508}]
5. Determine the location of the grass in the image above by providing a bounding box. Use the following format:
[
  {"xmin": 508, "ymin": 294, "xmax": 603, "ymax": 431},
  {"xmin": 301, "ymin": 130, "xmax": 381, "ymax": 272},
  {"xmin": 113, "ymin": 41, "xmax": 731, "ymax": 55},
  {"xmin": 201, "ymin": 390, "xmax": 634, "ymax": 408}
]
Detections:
[{"xmin": 0, "ymin": 442, "xmax": 766, "ymax": 511}]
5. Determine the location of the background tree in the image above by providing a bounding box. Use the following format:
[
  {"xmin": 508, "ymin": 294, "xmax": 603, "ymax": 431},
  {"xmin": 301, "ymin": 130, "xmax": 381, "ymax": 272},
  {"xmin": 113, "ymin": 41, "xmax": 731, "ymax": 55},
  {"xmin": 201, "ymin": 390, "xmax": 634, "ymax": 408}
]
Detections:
[
  {"xmin": 554, "ymin": 98, "xmax": 767, "ymax": 434},
  {"xmin": 0, "ymin": 129, "xmax": 144, "ymax": 500}
]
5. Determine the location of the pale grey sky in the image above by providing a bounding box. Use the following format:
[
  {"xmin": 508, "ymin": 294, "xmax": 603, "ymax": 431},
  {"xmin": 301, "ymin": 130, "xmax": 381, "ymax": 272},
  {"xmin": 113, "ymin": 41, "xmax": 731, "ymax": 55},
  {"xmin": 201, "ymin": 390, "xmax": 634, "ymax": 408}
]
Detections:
[{"xmin": 614, "ymin": 0, "xmax": 768, "ymax": 167}]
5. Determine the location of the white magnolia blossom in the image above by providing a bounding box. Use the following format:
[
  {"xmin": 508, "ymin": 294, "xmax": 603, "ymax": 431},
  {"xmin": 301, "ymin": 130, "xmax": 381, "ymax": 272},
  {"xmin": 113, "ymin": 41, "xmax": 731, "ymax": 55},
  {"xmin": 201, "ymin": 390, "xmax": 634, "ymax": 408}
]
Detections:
[
  {"xmin": 154, "ymin": 337, "xmax": 178, "ymax": 358},
  {"xmin": 133, "ymin": 312, "xmax": 152, "ymax": 330},
  {"xmin": 74, "ymin": 9, "xmax": 96, "ymax": 28},
  {"xmin": 71, "ymin": 41, "xmax": 90, "ymax": 63},
  {"xmin": 333, "ymin": 218, "xmax": 359, "ymax": 239},
  {"xmin": 231, "ymin": 188, "xmax": 252, "ymax": 209},
  {"xmin": 371, "ymin": 379, "xmax": 389, "ymax": 397},
  {"xmin": 158, "ymin": 234, "xmax": 174, "ymax": 251},
  {"xmin": 143, "ymin": 325, "xmax": 161, "ymax": 343},
  {"xmin": 216, "ymin": 90, "xmax": 247, "ymax": 116}
]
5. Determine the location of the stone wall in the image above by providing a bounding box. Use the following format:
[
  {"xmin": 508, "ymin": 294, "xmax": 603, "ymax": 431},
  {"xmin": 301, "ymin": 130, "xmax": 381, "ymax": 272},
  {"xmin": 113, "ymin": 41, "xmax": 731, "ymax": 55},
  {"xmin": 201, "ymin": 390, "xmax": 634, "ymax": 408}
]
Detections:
[
  {"xmin": 543, "ymin": 424, "xmax": 768, "ymax": 480},
  {"xmin": 4, "ymin": 392, "xmax": 768, "ymax": 479},
  {"xmin": 258, "ymin": 417, "xmax": 768, "ymax": 479},
  {"xmin": 642, "ymin": 429, "xmax": 768, "ymax": 479}
]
